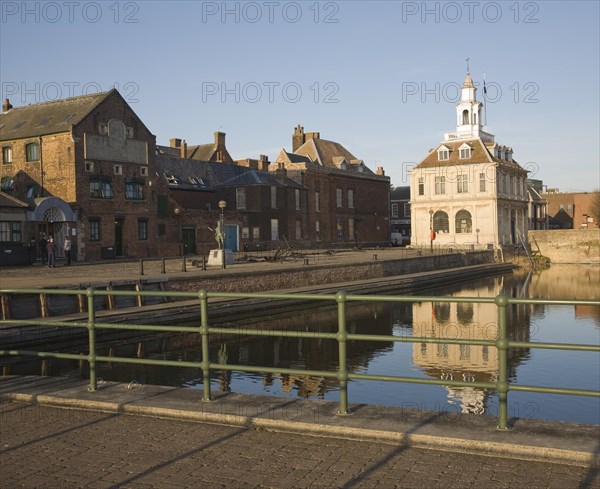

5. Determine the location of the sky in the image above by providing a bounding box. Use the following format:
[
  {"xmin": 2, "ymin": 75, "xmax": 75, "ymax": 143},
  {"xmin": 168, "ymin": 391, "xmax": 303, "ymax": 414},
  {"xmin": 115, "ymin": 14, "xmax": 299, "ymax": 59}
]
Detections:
[{"xmin": 1, "ymin": 0, "xmax": 599, "ymax": 191}]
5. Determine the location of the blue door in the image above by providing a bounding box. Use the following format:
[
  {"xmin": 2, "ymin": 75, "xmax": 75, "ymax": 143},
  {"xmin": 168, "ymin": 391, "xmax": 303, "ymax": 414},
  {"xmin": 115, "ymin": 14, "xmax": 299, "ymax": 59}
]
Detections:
[{"xmin": 224, "ymin": 224, "xmax": 238, "ymax": 251}]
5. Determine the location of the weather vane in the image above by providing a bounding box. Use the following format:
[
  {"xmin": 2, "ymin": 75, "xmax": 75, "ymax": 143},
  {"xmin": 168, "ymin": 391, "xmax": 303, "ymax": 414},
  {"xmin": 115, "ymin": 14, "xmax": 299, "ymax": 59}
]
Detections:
[{"xmin": 466, "ymin": 57, "xmax": 470, "ymax": 73}]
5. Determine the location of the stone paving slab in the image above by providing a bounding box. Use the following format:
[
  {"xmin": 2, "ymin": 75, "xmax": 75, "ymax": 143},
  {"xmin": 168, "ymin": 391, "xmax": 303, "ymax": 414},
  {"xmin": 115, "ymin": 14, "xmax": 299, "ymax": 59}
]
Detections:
[{"xmin": 1, "ymin": 376, "xmax": 599, "ymax": 480}]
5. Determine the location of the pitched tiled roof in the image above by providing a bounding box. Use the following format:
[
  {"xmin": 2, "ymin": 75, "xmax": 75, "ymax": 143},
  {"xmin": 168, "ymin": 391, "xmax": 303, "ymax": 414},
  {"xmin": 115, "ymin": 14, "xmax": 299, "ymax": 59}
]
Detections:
[
  {"xmin": 294, "ymin": 138, "xmax": 375, "ymax": 174},
  {"xmin": 415, "ymin": 138, "xmax": 525, "ymax": 172},
  {"xmin": 0, "ymin": 90, "xmax": 113, "ymax": 141},
  {"xmin": 391, "ymin": 186, "xmax": 410, "ymax": 200},
  {"xmin": 188, "ymin": 143, "xmax": 216, "ymax": 161},
  {"xmin": 218, "ymin": 169, "xmax": 304, "ymax": 189}
]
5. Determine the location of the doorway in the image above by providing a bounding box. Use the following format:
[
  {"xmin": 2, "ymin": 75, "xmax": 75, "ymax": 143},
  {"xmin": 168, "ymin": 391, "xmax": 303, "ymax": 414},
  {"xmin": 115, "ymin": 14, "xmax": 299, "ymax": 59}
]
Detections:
[
  {"xmin": 114, "ymin": 219, "xmax": 124, "ymax": 256},
  {"xmin": 181, "ymin": 227, "xmax": 196, "ymax": 255},
  {"xmin": 224, "ymin": 224, "xmax": 238, "ymax": 252}
]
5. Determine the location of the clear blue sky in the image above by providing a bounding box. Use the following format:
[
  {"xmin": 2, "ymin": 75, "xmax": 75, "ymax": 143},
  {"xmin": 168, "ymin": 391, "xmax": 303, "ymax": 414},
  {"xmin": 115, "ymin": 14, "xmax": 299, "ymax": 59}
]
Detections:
[{"xmin": 2, "ymin": 0, "xmax": 599, "ymax": 191}]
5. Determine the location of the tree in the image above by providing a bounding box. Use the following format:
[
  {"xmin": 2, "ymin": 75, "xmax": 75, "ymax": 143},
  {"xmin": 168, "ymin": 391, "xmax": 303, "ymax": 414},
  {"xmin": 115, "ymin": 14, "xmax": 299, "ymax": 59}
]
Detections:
[{"xmin": 590, "ymin": 190, "xmax": 600, "ymax": 228}]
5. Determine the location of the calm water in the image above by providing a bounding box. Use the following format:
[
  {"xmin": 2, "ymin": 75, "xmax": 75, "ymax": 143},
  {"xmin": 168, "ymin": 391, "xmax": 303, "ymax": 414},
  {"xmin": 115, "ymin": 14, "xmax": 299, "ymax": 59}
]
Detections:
[{"xmin": 6, "ymin": 264, "xmax": 600, "ymax": 424}]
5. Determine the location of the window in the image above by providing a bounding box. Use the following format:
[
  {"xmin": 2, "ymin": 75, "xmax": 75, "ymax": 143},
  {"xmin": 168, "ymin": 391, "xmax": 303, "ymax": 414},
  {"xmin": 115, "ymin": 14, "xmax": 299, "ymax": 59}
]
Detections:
[
  {"xmin": 114, "ymin": 164, "xmax": 123, "ymax": 175},
  {"xmin": 0, "ymin": 221, "xmax": 21, "ymax": 242},
  {"xmin": 271, "ymin": 186, "xmax": 277, "ymax": 209},
  {"xmin": 315, "ymin": 221, "xmax": 321, "ymax": 241},
  {"xmin": 457, "ymin": 302, "xmax": 473, "ymax": 324},
  {"xmin": 26, "ymin": 184, "xmax": 40, "ymax": 198},
  {"xmin": 1, "ymin": 176, "xmax": 13, "ymax": 191},
  {"xmin": 348, "ymin": 189, "xmax": 354, "ymax": 209},
  {"xmin": 295, "ymin": 189, "xmax": 300, "ymax": 210},
  {"xmin": 88, "ymin": 219, "xmax": 101, "ymax": 241},
  {"xmin": 391, "ymin": 203, "xmax": 399, "ymax": 218},
  {"xmin": 270, "ymin": 219, "xmax": 279, "ymax": 240},
  {"xmin": 126, "ymin": 127, "xmax": 134, "ymax": 138},
  {"xmin": 418, "ymin": 177, "xmax": 424, "ymax": 196},
  {"xmin": 125, "ymin": 180, "xmax": 144, "ymax": 200},
  {"xmin": 459, "ymin": 344, "xmax": 471, "ymax": 360},
  {"xmin": 252, "ymin": 227, "xmax": 260, "ymax": 239},
  {"xmin": 433, "ymin": 211, "xmax": 449, "ymax": 233},
  {"xmin": 85, "ymin": 161, "xmax": 94, "ymax": 172},
  {"xmin": 438, "ymin": 149, "xmax": 449, "ymax": 160},
  {"xmin": 90, "ymin": 179, "xmax": 113, "ymax": 199},
  {"xmin": 459, "ymin": 147, "xmax": 471, "ymax": 159},
  {"xmin": 462, "ymin": 109, "xmax": 469, "ymax": 125},
  {"xmin": 404, "ymin": 203, "xmax": 411, "ymax": 217},
  {"xmin": 434, "ymin": 302, "xmax": 450, "ymax": 322},
  {"xmin": 435, "ymin": 176, "xmax": 446, "ymax": 195},
  {"xmin": 479, "ymin": 172, "xmax": 486, "ymax": 192},
  {"xmin": 140, "ymin": 166, "xmax": 148, "ymax": 177},
  {"xmin": 348, "ymin": 218, "xmax": 354, "ymax": 240},
  {"xmin": 99, "ymin": 123, "xmax": 108, "ymax": 135},
  {"xmin": 455, "ymin": 209, "xmax": 472, "ymax": 234},
  {"xmin": 138, "ymin": 219, "xmax": 148, "ymax": 240},
  {"xmin": 2, "ymin": 146, "xmax": 12, "ymax": 164},
  {"xmin": 336, "ymin": 188, "xmax": 343, "ymax": 208},
  {"xmin": 236, "ymin": 188, "xmax": 246, "ymax": 210},
  {"xmin": 457, "ymin": 174, "xmax": 468, "ymax": 194},
  {"xmin": 315, "ymin": 191, "xmax": 320, "ymax": 212},
  {"xmin": 26, "ymin": 142, "xmax": 39, "ymax": 162},
  {"xmin": 242, "ymin": 227, "xmax": 250, "ymax": 239},
  {"xmin": 295, "ymin": 220, "xmax": 301, "ymax": 240}
]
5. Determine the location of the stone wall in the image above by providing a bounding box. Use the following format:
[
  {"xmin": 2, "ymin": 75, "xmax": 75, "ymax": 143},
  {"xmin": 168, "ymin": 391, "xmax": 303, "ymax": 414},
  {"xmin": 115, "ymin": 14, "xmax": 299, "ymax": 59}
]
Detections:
[{"xmin": 529, "ymin": 229, "xmax": 600, "ymax": 264}]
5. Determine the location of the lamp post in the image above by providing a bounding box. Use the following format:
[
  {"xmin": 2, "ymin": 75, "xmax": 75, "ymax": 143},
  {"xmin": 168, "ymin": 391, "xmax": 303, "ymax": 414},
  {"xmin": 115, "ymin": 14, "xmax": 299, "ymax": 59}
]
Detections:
[
  {"xmin": 218, "ymin": 200, "xmax": 226, "ymax": 269},
  {"xmin": 429, "ymin": 209, "xmax": 434, "ymax": 253}
]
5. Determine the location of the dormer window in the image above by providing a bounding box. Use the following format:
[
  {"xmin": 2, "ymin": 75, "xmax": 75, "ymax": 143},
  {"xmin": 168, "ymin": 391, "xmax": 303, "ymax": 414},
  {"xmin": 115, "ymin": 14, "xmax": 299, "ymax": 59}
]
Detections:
[
  {"xmin": 99, "ymin": 123, "xmax": 108, "ymax": 135},
  {"xmin": 459, "ymin": 144, "xmax": 472, "ymax": 159},
  {"xmin": 438, "ymin": 146, "xmax": 450, "ymax": 161}
]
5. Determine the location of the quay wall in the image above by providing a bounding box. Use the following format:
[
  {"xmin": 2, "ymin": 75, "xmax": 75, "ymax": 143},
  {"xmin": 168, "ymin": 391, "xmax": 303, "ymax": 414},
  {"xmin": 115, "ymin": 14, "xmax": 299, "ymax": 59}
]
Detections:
[
  {"xmin": 529, "ymin": 229, "xmax": 600, "ymax": 264},
  {"xmin": 168, "ymin": 251, "xmax": 494, "ymax": 293}
]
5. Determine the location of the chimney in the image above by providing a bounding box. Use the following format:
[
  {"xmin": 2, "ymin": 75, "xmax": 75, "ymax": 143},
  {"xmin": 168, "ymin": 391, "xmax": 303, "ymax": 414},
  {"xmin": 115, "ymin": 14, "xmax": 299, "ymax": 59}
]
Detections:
[
  {"xmin": 214, "ymin": 131, "xmax": 226, "ymax": 147},
  {"xmin": 305, "ymin": 132, "xmax": 320, "ymax": 141},
  {"xmin": 276, "ymin": 162, "xmax": 287, "ymax": 182},
  {"xmin": 2, "ymin": 99, "xmax": 13, "ymax": 113},
  {"xmin": 376, "ymin": 166, "xmax": 385, "ymax": 176},
  {"xmin": 292, "ymin": 124, "xmax": 305, "ymax": 151},
  {"xmin": 259, "ymin": 154, "xmax": 269, "ymax": 171},
  {"xmin": 180, "ymin": 139, "xmax": 187, "ymax": 158},
  {"xmin": 169, "ymin": 138, "xmax": 182, "ymax": 148}
]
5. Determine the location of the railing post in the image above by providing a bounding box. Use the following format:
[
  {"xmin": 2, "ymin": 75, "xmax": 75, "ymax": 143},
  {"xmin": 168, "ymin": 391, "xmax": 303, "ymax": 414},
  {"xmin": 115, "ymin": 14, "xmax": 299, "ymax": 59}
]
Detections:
[
  {"xmin": 86, "ymin": 287, "xmax": 97, "ymax": 392},
  {"xmin": 495, "ymin": 293, "xmax": 510, "ymax": 430},
  {"xmin": 199, "ymin": 289, "xmax": 211, "ymax": 401},
  {"xmin": 181, "ymin": 255, "xmax": 187, "ymax": 272},
  {"xmin": 336, "ymin": 291, "xmax": 349, "ymax": 414},
  {"xmin": 139, "ymin": 258, "xmax": 144, "ymax": 276}
]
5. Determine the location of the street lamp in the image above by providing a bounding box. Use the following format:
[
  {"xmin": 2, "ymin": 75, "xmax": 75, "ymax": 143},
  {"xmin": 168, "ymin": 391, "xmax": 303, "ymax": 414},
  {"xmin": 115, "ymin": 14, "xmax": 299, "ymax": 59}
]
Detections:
[
  {"xmin": 429, "ymin": 209, "xmax": 434, "ymax": 253},
  {"xmin": 218, "ymin": 200, "xmax": 226, "ymax": 269}
]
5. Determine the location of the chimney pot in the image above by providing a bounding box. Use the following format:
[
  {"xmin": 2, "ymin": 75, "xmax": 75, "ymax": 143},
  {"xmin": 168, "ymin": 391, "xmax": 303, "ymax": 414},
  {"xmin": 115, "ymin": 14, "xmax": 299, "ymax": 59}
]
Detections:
[
  {"xmin": 170, "ymin": 138, "xmax": 182, "ymax": 148},
  {"xmin": 181, "ymin": 139, "xmax": 187, "ymax": 158}
]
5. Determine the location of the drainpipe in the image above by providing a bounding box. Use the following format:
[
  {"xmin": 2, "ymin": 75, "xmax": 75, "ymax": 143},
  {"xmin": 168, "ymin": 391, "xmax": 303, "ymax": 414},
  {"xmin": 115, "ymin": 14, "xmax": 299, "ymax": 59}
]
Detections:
[{"xmin": 39, "ymin": 136, "xmax": 44, "ymax": 197}]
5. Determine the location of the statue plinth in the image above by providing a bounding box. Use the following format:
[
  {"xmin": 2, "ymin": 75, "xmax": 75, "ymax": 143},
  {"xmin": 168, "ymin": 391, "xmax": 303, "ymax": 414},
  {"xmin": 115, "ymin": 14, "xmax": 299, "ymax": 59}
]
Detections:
[{"xmin": 207, "ymin": 249, "xmax": 235, "ymax": 266}]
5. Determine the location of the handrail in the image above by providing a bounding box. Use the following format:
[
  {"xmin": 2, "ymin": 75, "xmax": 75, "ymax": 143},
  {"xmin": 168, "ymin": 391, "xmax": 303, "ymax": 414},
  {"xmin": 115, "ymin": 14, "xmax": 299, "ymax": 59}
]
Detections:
[{"xmin": 0, "ymin": 287, "xmax": 598, "ymax": 431}]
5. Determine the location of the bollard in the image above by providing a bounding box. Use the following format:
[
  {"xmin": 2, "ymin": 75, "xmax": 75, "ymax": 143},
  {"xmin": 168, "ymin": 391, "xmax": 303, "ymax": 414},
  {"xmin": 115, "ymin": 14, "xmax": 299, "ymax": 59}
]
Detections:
[
  {"xmin": 139, "ymin": 258, "xmax": 144, "ymax": 276},
  {"xmin": 161, "ymin": 257, "xmax": 166, "ymax": 274},
  {"xmin": 181, "ymin": 255, "xmax": 187, "ymax": 272},
  {"xmin": 202, "ymin": 255, "xmax": 206, "ymax": 270}
]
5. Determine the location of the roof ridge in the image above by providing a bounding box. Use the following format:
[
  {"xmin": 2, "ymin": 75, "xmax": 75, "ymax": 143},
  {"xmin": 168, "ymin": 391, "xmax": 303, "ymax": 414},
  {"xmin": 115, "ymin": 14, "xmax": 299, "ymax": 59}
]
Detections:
[{"xmin": 2, "ymin": 89, "xmax": 114, "ymax": 113}]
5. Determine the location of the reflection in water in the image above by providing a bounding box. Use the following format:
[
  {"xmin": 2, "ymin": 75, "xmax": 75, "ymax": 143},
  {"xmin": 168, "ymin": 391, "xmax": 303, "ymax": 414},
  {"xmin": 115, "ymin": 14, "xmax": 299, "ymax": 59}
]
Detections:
[{"xmin": 4, "ymin": 266, "xmax": 599, "ymax": 423}]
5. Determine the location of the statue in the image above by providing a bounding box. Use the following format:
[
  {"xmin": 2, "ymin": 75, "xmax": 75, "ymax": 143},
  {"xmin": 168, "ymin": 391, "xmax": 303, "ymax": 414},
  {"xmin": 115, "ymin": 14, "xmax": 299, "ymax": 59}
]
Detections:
[{"xmin": 208, "ymin": 221, "xmax": 224, "ymax": 250}]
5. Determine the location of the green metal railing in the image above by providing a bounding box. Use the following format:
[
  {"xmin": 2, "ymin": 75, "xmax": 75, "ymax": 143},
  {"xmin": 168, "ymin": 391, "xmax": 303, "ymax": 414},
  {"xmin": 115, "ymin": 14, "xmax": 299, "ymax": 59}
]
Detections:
[{"xmin": 0, "ymin": 287, "xmax": 598, "ymax": 430}]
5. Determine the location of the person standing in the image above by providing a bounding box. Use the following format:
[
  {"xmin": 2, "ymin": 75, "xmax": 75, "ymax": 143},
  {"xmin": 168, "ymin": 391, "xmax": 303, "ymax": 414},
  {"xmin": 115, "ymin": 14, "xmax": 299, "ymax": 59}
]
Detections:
[
  {"xmin": 46, "ymin": 237, "xmax": 56, "ymax": 268},
  {"xmin": 39, "ymin": 234, "xmax": 48, "ymax": 265},
  {"xmin": 63, "ymin": 236, "xmax": 72, "ymax": 266}
]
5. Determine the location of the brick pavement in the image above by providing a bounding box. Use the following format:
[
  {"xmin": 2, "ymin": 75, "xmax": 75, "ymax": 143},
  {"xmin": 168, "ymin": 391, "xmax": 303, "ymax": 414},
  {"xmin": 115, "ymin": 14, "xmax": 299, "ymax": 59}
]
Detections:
[{"xmin": 1, "ymin": 402, "xmax": 597, "ymax": 489}]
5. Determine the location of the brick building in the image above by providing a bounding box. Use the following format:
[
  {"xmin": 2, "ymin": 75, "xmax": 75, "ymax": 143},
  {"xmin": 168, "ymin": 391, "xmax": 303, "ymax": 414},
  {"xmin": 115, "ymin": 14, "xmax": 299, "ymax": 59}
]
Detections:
[
  {"xmin": 156, "ymin": 148, "xmax": 308, "ymax": 255},
  {"xmin": 390, "ymin": 186, "xmax": 411, "ymax": 245},
  {"xmin": 273, "ymin": 125, "xmax": 391, "ymax": 248},
  {"xmin": 544, "ymin": 191, "xmax": 598, "ymax": 229},
  {"xmin": 0, "ymin": 90, "xmax": 166, "ymax": 261}
]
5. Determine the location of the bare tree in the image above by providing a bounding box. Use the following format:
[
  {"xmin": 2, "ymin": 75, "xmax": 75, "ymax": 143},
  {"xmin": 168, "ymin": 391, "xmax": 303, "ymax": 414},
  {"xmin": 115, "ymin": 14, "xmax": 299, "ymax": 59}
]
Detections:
[{"xmin": 590, "ymin": 190, "xmax": 600, "ymax": 228}]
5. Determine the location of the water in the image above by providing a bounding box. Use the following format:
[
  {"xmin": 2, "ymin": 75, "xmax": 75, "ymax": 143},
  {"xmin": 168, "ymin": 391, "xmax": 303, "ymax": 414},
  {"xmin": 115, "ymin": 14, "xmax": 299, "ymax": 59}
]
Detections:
[{"xmin": 5, "ymin": 264, "xmax": 599, "ymax": 424}]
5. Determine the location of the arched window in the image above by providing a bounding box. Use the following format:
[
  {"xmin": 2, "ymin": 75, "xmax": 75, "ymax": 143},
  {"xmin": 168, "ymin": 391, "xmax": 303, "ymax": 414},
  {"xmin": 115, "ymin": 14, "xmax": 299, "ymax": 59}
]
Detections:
[
  {"xmin": 455, "ymin": 210, "xmax": 472, "ymax": 234},
  {"xmin": 462, "ymin": 110, "xmax": 469, "ymax": 125},
  {"xmin": 433, "ymin": 211, "xmax": 449, "ymax": 233}
]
